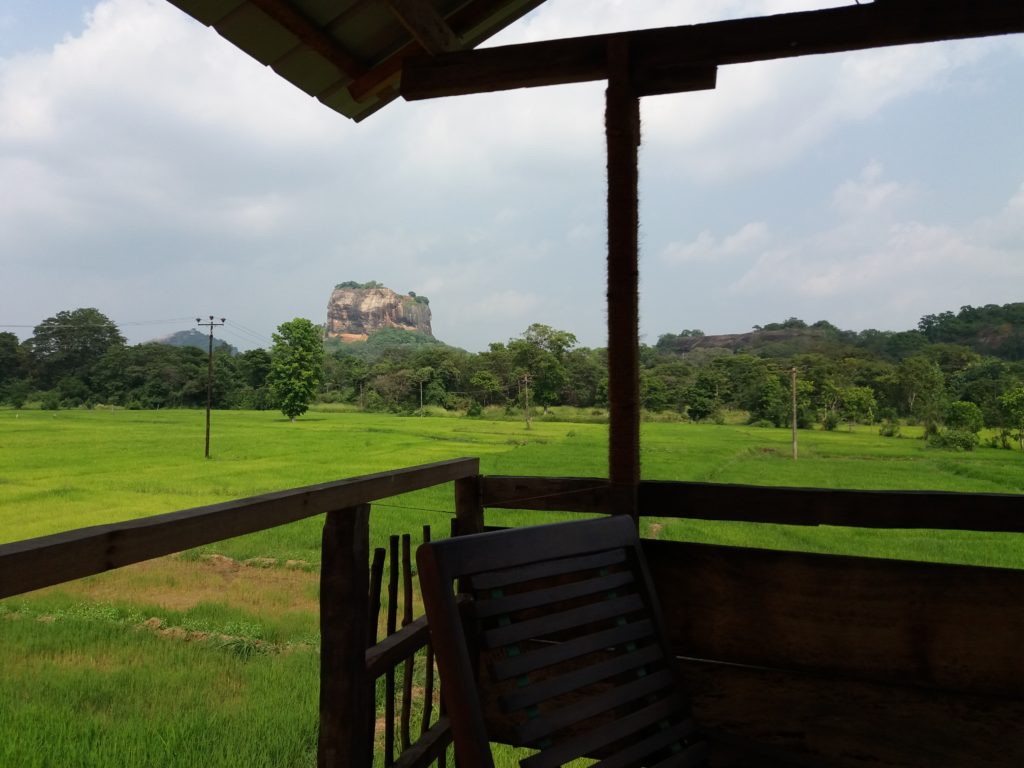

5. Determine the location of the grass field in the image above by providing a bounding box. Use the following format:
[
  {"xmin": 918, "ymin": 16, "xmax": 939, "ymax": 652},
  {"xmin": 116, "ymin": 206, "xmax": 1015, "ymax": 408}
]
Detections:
[{"xmin": 1, "ymin": 408, "xmax": 1021, "ymax": 767}]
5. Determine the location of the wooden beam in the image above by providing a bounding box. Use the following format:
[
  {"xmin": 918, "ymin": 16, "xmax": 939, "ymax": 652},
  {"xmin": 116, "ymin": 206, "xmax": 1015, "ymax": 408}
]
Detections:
[
  {"xmin": 639, "ymin": 480, "xmax": 1024, "ymax": 532},
  {"xmin": 249, "ymin": 0, "xmax": 365, "ymax": 79},
  {"xmin": 605, "ymin": 38, "xmax": 641, "ymax": 516},
  {"xmin": 0, "ymin": 457, "xmax": 479, "ymax": 599},
  {"xmin": 480, "ymin": 475, "xmax": 613, "ymax": 514},
  {"xmin": 385, "ymin": 0, "xmax": 460, "ymax": 54},
  {"xmin": 680, "ymin": 659, "xmax": 1024, "ymax": 768},
  {"xmin": 317, "ymin": 504, "xmax": 371, "ymax": 768},
  {"xmin": 402, "ymin": 0, "xmax": 1024, "ymax": 99},
  {"xmin": 643, "ymin": 540, "xmax": 1024, "ymax": 697}
]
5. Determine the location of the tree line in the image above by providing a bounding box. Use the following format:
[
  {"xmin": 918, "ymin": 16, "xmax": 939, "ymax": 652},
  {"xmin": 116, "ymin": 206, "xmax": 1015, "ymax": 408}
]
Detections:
[{"xmin": 2, "ymin": 304, "xmax": 1023, "ymax": 449}]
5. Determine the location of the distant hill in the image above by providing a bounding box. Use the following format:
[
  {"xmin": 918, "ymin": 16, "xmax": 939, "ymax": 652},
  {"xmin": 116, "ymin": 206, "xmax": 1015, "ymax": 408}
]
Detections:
[
  {"xmin": 150, "ymin": 329, "xmax": 237, "ymax": 355},
  {"xmin": 657, "ymin": 303, "xmax": 1024, "ymax": 362}
]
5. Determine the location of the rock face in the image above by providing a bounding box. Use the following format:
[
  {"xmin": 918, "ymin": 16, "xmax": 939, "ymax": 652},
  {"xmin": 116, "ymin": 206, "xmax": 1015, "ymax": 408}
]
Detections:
[{"xmin": 325, "ymin": 283, "xmax": 432, "ymax": 342}]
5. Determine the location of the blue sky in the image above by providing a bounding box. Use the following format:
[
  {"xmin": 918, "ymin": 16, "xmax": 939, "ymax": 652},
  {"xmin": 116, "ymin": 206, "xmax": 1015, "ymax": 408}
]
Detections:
[{"xmin": 1, "ymin": 0, "xmax": 1021, "ymax": 352}]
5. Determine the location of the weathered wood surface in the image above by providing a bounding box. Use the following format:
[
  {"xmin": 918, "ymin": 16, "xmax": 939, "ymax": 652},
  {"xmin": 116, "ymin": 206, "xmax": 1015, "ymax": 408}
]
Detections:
[
  {"xmin": 643, "ymin": 540, "xmax": 1024, "ymax": 697},
  {"xmin": 480, "ymin": 476, "xmax": 613, "ymax": 514},
  {"xmin": 605, "ymin": 39, "xmax": 641, "ymax": 518},
  {"xmin": 391, "ymin": 717, "xmax": 452, "ymax": 768},
  {"xmin": 478, "ymin": 475, "xmax": 1024, "ymax": 533},
  {"xmin": 402, "ymin": 0, "xmax": 1024, "ymax": 100},
  {"xmin": 0, "ymin": 457, "xmax": 478, "ymax": 599},
  {"xmin": 453, "ymin": 475, "xmax": 484, "ymax": 535},
  {"xmin": 317, "ymin": 505, "xmax": 370, "ymax": 768},
  {"xmin": 681, "ymin": 659, "xmax": 1024, "ymax": 768},
  {"xmin": 640, "ymin": 479, "xmax": 1024, "ymax": 532}
]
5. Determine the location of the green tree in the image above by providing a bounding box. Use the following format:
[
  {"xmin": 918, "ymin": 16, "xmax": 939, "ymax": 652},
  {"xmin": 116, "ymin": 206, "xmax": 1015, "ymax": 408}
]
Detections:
[
  {"xmin": 999, "ymin": 387, "xmax": 1024, "ymax": 450},
  {"xmin": 269, "ymin": 318, "xmax": 324, "ymax": 421},
  {"xmin": 945, "ymin": 400, "xmax": 984, "ymax": 434},
  {"xmin": 29, "ymin": 308, "xmax": 125, "ymax": 389}
]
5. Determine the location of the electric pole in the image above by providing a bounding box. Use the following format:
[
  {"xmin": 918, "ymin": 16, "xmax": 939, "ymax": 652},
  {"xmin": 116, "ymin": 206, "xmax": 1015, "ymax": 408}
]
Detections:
[
  {"xmin": 522, "ymin": 372, "xmax": 532, "ymax": 430},
  {"xmin": 197, "ymin": 315, "xmax": 226, "ymax": 459},
  {"xmin": 791, "ymin": 366, "xmax": 798, "ymax": 461}
]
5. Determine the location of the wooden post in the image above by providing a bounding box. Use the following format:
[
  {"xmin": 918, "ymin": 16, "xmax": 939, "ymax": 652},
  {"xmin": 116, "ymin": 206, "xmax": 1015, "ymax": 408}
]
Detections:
[
  {"xmin": 454, "ymin": 475, "xmax": 484, "ymax": 536},
  {"xmin": 605, "ymin": 37, "xmax": 641, "ymax": 519},
  {"xmin": 318, "ymin": 504, "xmax": 371, "ymax": 768}
]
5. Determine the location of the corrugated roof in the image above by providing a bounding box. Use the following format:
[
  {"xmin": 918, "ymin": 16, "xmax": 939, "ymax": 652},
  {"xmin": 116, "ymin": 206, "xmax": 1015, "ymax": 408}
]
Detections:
[{"xmin": 165, "ymin": 0, "xmax": 548, "ymax": 121}]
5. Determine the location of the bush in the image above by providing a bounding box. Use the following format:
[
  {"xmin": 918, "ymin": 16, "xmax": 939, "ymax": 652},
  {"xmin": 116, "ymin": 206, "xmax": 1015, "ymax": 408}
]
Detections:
[
  {"xmin": 945, "ymin": 401, "xmax": 984, "ymax": 434},
  {"xmin": 927, "ymin": 429, "xmax": 980, "ymax": 452},
  {"xmin": 748, "ymin": 419, "xmax": 775, "ymax": 429},
  {"xmin": 878, "ymin": 419, "xmax": 901, "ymax": 438},
  {"xmin": 821, "ymin": 411, "xmax": 840, "ymax": 432},
  {"xmin": 465, "ymin": 400, "xmax": 483, "ymax": 417},
  {"xmin": 40, "ymin": 391, "xmax": 61, "ymax": 411}
]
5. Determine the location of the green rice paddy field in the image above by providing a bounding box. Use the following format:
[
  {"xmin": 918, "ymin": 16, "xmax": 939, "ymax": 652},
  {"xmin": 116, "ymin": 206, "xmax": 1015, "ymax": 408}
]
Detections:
[{"xmin": 1, "ymin": 409, "xmax": 1021, "ymax": 767}]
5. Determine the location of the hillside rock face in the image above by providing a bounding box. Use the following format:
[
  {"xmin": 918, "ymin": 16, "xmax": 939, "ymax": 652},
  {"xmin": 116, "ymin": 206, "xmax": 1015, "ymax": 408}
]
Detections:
[{"xmin": 325, "ymin": 284, "xmax": 432, "ymax": 342}]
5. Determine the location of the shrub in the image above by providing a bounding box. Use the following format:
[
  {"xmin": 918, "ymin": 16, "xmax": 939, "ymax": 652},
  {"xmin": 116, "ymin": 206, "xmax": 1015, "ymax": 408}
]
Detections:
[
  {"xmin": 466, "ymin": 400, "xmax": 482, "ymax": 417},
  {"xmin": 945, "ymin": 401, "xmax": 984, "ymax": 434},
  {"xmin": 748, "ymin": 419, "xmax": 775, "ymax": 429},
  {"xmin": 878, "ymin": 419, "xmax": 901, "ymax": 438},
  {"xmin": 927, "ymin": 429, "xmax": 979, "ymax": 452},
  {"xmin": 821, "ymin": 411, "xmax": 840, "ymax": 431}
]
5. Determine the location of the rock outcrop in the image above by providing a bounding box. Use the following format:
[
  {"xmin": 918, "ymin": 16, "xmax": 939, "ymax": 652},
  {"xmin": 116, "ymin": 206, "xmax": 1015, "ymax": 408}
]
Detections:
[{"xmin": 325, "ymin": 282, "xmax": 432, "ymax": 342}]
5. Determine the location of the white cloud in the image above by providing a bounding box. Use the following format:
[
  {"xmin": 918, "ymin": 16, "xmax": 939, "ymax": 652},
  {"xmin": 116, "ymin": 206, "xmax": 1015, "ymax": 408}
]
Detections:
[
  {"xmin": 727, "ymin": 170, "xmax": 1024, "ymax": 326},
  {"xmin": 661, "ymin": 222, "xmax": 769, "ymax": 264},
  {"xmin": 1, "ymin": 0, "xmax": 1021, "ymax": 351}
]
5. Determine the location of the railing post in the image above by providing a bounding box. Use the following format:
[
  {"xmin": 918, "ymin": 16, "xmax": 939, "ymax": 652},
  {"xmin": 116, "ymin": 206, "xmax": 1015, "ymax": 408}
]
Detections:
[
  {"xmin": 454, "ymin": 475, "xmax": 484, "ymax": 536},
  {"xmin": 318, "ymin": 504, "xmax": 371, "ymax": 768},
  {"xmin": 605, "ymin": 37, "xmax": 642, "ymax": 520}
]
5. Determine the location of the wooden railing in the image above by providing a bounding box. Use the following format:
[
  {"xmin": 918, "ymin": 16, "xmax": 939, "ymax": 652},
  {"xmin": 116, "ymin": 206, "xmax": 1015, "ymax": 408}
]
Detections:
[
  {"xmin": 2, "ymin": 464, "xmax": 1022, "ymax": 767},
  {"xmin": 477, "ymin": 475, "xmax": 1024, "ymax": 767},
  {"xmin": 0, "ymin": 457, "xmax": 481, "ymax": 768}
]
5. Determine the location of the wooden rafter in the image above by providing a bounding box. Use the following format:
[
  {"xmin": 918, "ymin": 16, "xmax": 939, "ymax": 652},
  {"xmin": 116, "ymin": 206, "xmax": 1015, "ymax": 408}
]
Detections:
[
  {"xmin": 384, "ymin": 0, "xmax": 460, "ymax": 54},
  {"xmin": 401, "ymin": 0, "xmax": 1024, "ymax": 99},
  {"xmin": 348, "ymin": 0, "xmax": 546, "ymax": 103},
  {"xmin": 249, "ymin": 0, "xmax": 365, "ymax": 79}
]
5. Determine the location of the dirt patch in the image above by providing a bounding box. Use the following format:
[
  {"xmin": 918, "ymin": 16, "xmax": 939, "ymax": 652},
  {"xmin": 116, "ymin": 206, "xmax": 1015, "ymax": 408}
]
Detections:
[{"xmin": 38, "ymin": 554, "xmax": 320, "ymax": 617}]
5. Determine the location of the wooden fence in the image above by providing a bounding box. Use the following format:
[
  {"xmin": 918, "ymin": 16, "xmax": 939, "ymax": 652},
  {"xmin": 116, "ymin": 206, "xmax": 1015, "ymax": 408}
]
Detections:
[{"xmin": 2, "ymin": 462, "xmax": 1022, "ymax": 767}]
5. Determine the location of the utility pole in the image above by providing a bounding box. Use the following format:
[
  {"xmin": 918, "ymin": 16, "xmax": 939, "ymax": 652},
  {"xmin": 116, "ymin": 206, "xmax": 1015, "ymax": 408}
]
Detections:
[
  {"xmin": 791, "ymin": 366, "xmax": 798, "ymax": 461},
  {"xmin": 522, "ymin": 372, "xmax": 532, "ymax": 430},
  {"xmin": 197, "ymin": 315, "xmax": 226, "ymax": 459}
]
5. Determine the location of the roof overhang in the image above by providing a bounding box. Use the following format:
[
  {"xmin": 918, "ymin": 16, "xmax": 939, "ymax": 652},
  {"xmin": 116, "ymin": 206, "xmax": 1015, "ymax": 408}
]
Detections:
[{"xmin": 164, "ymin": 0, "xmax": 548, "ymax": 122}]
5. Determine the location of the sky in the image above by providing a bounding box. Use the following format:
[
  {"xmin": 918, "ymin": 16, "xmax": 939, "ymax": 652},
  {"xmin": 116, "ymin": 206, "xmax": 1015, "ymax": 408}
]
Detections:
[{"xmin": 0, "ymin": 0, "xmax": 1021, "ymax": 353}]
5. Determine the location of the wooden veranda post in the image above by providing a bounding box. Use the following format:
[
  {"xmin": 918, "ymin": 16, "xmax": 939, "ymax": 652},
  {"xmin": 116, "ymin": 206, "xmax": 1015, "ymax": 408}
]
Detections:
[
  {"xmin": 605, "ymin": 38, "xmax": 642, "ymax": 518},
  {"xmin": 318, "ymin": 504, "xmax": 371, "ymax": 768}
]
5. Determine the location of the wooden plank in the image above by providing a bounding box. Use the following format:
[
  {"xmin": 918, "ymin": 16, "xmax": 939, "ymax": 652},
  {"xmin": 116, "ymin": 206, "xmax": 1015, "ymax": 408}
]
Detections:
[
  {"xmin": 317, "ymin": 504, "xmax": 370, "ymax": 768},
  {"xmin": 366, "ymin": 615, "xmax": 431, "ymax": 679},
  {"xmin": 680, "ymin": 658, "xmax": 1024, "ymax": 768},
  {"xmin": 249, "ymin": 0, "xmax": 364, "ymax": 77},
  {"xmin": 385, "ymin": 0, "xmax": 459, "ymax": 54},
  {"xmin": 385, "ymin": 535, "xmax": 400, "ymax": 766},
  {"xmin": 420, "ymin": 525, "xmax": 436, "ymax": 739},
  {"xmin": 639, "ymin": 480, "xmax": 1024, "ymax": 532},
  {"xmin": 391, "ymin": 716, "xmax": 452, "ymax": 768},
  {"xmin": 643, "ymin": 540, "xmax": 1024, "ymax": 697},
  {"xmin": 479, "ymin": 475, "xmax": 612, "ymax": 514},
  {"xmin": 401, "ymin": 533, "xmax": 415, "ymax": 751},
  {"xmin": 605, "ymin": 38, "xmax": 641, "ymax": 516},
  {"xmin": 402, "ymin": 0, "xmax": 1024, "ymax": 100},
  {"xmin": 454, "ymin": 475, "xmax": 484, "ymax": 535},
  {"xmin": 0, "ymin": 457, "xmax": 478, "ymax": 599}
]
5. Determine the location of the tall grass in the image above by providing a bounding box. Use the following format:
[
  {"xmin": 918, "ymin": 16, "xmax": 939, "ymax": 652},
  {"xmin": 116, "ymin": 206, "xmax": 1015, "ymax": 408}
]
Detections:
[{"xmin": 1, "ymin": 408, "xmax": 1020, "ymax": 767}]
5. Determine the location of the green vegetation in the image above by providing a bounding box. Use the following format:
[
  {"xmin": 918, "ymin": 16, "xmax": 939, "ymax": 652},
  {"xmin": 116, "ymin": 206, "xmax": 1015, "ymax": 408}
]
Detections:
[
  {"xmin": 0, "ymin": 408, "xmax": 1021, "ymax": 767},
  {"xmin": 268, "ymin": 318, "xmax": 324, "ymax": 421},
  {"xmin": 3, "ymin": 304, "xmax": 1024, "ymax": 446}
]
